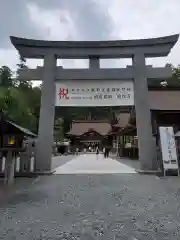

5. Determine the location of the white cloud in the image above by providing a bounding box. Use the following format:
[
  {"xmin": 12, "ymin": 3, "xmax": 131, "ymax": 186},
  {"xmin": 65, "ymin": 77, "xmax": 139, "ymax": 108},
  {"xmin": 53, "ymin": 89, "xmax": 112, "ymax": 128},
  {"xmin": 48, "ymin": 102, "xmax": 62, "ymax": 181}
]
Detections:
[
  {"xmin": 0, "ymin": 49, "xmax": 18, "ymax": 72},
  {"xmin": 108, "ymin": 0, "xmax": 180, "ymax": 66},
  {"xmin": 25, "ymin": 3, "xmax": 90, "ymax": 69},
  {"xmin": 27, "ymin": 3, "xmax": 78, "ymax": 41}
]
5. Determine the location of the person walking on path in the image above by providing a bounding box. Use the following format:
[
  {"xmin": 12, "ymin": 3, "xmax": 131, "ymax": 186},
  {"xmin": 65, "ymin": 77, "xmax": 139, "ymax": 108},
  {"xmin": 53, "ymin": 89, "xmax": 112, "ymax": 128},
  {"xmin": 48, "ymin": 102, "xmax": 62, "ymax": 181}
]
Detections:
[
  {"xmin": 76, "ymin": 147, "xmax": 79, "ymax": 155},
  {"xmin": 106, "ymin": 145, "xmax": 111, "ymax": 158},
  {"xmin": 104, "ymin": 145, "xmax": 111, "ymax": 158},
  {"xmin": 104, "ymin": 146, "xmax": 108, "ymax": 158},
  {"xmin": 103, "ymin": 147, "xmax": 106, "ymax": 158},
  {"xmin": 95, "ymin": 145, "xmax": 99, "ymax": 159}
]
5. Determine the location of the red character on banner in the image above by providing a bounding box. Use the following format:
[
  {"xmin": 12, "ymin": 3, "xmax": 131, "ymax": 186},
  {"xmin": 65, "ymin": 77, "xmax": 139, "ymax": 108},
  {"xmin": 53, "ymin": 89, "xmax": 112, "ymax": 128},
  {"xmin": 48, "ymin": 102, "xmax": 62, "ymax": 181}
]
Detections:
[{"xmin": 58, "ymin": 88, "xmax": 69, "ymax": 99}]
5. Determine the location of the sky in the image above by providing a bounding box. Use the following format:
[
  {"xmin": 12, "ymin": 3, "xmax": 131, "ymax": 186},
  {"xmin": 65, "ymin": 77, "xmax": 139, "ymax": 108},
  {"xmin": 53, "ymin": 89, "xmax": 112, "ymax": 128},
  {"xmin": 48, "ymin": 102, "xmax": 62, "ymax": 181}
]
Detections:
[{"xmin": 0, "ymin": 0, "xmax": 180, "ymax": 75}]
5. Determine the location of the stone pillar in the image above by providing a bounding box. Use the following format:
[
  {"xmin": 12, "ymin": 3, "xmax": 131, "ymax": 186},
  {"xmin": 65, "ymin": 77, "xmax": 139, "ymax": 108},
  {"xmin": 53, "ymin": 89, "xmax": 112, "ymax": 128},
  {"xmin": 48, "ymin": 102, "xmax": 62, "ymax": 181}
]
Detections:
[
  {"xmin": 133, "ymin": 53, "xmax": 157, "ymax": 171},
  {"xmin": 89, "ymin": 56, "xmax": 100, "ymax": 69},
  {"xmin": 35, "ymin": 54, "xmax": 57, "ymax": 172}
]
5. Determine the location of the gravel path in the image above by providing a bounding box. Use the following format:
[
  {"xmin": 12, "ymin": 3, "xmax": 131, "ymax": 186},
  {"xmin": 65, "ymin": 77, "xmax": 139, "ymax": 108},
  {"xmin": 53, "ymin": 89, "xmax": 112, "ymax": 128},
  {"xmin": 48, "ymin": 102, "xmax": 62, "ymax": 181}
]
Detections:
[{"xmin": 1, "ymin": 172, "xmax": 180, "ymax": 239}]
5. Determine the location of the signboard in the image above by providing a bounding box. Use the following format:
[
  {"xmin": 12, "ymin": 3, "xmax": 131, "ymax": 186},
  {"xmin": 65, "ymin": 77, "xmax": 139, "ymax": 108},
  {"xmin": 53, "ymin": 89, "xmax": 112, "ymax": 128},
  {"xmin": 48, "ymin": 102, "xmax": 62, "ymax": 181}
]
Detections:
[
  {"xmin": 159, "ymin": 126, "xmax": 178, "ymax": 170},
  {"xmin": 55, "ymin": 80, "xmax": 134, "ymax": 106}
]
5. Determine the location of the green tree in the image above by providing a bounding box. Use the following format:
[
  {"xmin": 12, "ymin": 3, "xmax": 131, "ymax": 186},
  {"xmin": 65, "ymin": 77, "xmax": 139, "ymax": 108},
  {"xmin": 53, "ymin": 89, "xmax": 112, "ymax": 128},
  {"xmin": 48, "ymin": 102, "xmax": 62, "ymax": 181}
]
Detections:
[
  {"xmin": 15, "ymin": 56, "xmax": 41, "ymax": 132},
  {"xmin": 165, "ymin": 63, "xmax": 180, "ymax": 85},
  {"xmin": 16, "ymin": 56, "xmax": 32, "ymax": 90},
  {"xmin": 0, "ymin": 87, "xmax": 11, "ymax": 111},
  {"xmin": 0, "ymin": 66, "xmax": 16, "ymax": 87},
  {"xmin": 172, "ymin": 65, "xmax": 180, "ymax": 83},
  {"xmin": 0, "ymin": 61, "xmax": 41, "ymax": 133},
  {"xmin": 28, "ymin": 86, "xmax": 41, "ymax": 132}
]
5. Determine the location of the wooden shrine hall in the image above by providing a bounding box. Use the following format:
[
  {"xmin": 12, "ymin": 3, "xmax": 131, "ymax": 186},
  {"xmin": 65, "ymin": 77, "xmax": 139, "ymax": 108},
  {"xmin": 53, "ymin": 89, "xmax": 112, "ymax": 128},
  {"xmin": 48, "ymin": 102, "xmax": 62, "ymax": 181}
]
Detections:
[{"xmin": 67, "ymin": 120, "xmax": 112, "ymax": 151}]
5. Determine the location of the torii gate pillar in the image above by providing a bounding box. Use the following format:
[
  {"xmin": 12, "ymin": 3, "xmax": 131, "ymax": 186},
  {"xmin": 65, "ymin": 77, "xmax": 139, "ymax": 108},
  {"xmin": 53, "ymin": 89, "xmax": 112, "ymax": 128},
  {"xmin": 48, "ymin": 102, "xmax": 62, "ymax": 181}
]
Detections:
[
  {"xmin": 35, "ymin": 54, "xmax": 57, "ymax": 172},
  {"xmin": 133, "ymin": 53, "xmax": 157, "ymax": 170}
]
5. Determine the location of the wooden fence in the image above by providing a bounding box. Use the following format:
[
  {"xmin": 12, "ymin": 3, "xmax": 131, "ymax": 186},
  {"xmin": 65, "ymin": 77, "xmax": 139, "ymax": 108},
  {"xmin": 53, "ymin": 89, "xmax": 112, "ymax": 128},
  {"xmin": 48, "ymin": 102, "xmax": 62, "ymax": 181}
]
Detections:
[{"xmin": 0, "ymin": 152, "xmax": 35, "ymax": 177}]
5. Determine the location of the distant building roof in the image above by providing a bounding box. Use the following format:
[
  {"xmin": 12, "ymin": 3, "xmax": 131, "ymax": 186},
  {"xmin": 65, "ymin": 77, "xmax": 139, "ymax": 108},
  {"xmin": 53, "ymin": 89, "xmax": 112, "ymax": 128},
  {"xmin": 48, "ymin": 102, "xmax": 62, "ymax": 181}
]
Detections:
[
  {"xmin": 108, "ymin": 113, "xmax": 133, "ymax": 135},
  {"xmin": 112, "ymin": 113, "xmax": 130, "ymax": 128},
  {"xmin": 67, "ymin": 120, "xmax": 111, "ymax": 136},
  {"xmin": 6, "ymin": 120, "xmax": 37, "ymax": 138}
]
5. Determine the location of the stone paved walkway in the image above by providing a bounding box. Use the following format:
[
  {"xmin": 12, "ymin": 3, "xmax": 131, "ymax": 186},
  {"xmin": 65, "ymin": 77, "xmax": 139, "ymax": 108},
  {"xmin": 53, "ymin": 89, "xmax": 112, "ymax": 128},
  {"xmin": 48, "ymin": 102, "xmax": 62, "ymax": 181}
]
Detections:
[
  {"xmin": 54, "ymin": 154, "xmax": 136, "ymax": 174},
  {"xmin": 52, "ymin": 155, "xmax": 75, "ymax": 170}
]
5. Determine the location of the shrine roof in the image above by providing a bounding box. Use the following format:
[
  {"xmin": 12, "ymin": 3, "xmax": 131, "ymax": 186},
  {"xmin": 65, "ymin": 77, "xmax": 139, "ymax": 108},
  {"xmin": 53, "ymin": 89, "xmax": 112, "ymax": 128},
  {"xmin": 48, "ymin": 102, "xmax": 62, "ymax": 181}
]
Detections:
[
  {"xmin": 112, "ymin": 113, "xmax": 131, "ymax": 128},
  {"xmin": 67, "ymin": 120, "xmax": 111, "ymax": 136}
]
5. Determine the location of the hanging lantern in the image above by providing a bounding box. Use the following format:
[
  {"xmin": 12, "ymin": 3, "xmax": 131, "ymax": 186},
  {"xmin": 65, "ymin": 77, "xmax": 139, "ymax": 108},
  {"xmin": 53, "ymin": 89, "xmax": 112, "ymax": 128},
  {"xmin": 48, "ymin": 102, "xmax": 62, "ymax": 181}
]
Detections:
[{"xmin": 8, "ymin": 136, "xmax": 15, "ymax": 145}]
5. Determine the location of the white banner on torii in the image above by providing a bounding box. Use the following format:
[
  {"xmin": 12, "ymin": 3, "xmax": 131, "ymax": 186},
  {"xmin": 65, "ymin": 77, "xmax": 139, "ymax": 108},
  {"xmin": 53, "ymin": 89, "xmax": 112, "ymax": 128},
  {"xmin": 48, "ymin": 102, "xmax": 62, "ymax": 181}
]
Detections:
[{"xmin": 55, "ymin": 80, "xmax": 134, "ymax": 107}]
